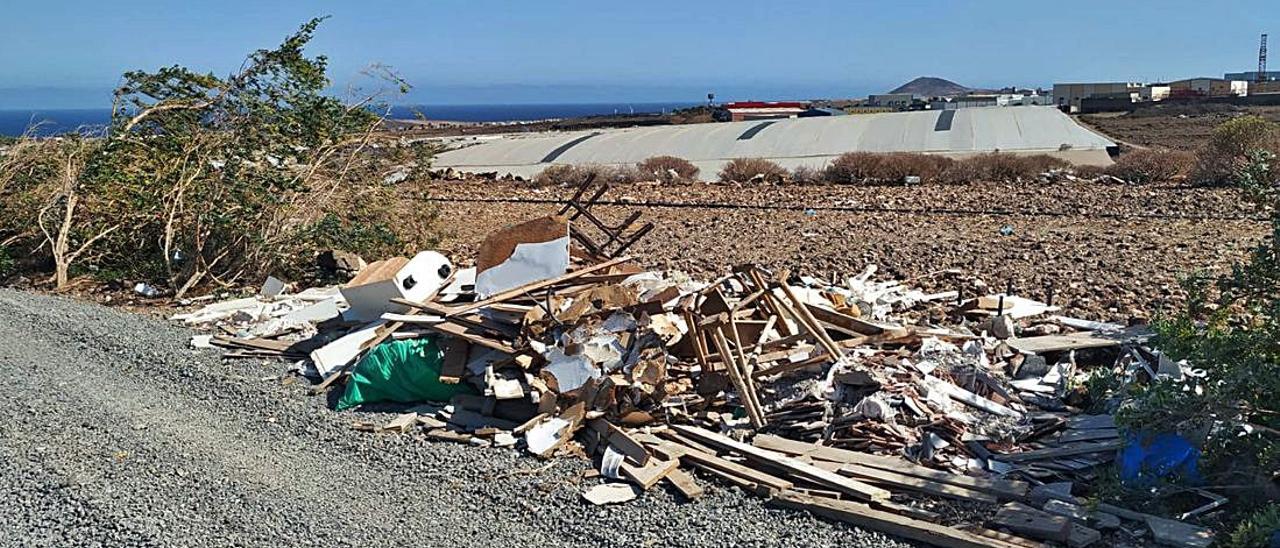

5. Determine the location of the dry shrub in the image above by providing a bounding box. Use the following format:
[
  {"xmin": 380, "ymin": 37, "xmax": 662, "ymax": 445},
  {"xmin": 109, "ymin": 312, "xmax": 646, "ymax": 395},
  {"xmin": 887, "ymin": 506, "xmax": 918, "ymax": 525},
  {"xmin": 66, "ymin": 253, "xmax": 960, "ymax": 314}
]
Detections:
[
  {"xmin": 1105, "ymin": 149, "xmax": 1195, "ymax": 183},
  {"xmin": 789, "ymin": 165, "xmax": 823, "ymax": 185},
  {"xmin": 1072, "ymin": 164, "xmax": 1109, "ymax": 179},
  {"xmin": 1191, "ymin": 115, "xmax": 1280, "ymax": 186},
  {"xmin": 718, "ymin": 158, "xmax": 788, "ymax": 184},
  {"xmin": 823, "ymin": 152, "xmax": 954, "ymax": 185},
  {"xmin": 942, "ymin": 153, "xmax": 1068, "ymax": 184},
  {"xmin": 532, "ymin": 163, "xmax": 641, "ymax": 187},
  {"xmin": 636, "ymin": 155, "xmax": 699, "ymax": 184}
]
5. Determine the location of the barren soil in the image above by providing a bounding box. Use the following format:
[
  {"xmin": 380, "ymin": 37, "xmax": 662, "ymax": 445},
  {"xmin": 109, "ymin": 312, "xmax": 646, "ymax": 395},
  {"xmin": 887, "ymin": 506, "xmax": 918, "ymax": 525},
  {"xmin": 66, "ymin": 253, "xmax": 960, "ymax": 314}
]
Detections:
[
  {"xmin": 420, "ymin": 180, "xmax": 1266, "ymax": 322},
  {"xmin": 1081, "ymin": 105, "xmax": 1280, "ymax": 151}
]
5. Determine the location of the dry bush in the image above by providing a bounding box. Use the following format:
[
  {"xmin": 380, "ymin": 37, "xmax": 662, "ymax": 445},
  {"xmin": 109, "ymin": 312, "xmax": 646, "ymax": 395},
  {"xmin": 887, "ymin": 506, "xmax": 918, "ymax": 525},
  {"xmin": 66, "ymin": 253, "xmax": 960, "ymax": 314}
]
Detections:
[
  {"xmin": 718, "ymin": 158, "xmax": 788, "ymax": 184},
  {"xmin": 1191, "ymin": 115, "xmax": 1280, "ymax": 186},
  {"xmin": 942, "ymin": 153, "xmax": 1067, "ymax": 184},
  {"xmin": 636, "ymin": 155, "xmax": 699, "ymax": 183},
  {"xmin": 532, "ymin": 163, "xmax": 640, "ymax": 187},
  {"xmin": 789, "ymin": 165, "xmax": 823, "ymax": 185},
  {"xmin": 1072, "ymin": 164, "xmax": 1109, "ymax": 179},
  {"xmin": 823, "ymin": 152, "xmax": 954, "ymax": 185},
  {"xmin": 1105, "ymin": 149, "xmax": 1195, "ymax": 184}
]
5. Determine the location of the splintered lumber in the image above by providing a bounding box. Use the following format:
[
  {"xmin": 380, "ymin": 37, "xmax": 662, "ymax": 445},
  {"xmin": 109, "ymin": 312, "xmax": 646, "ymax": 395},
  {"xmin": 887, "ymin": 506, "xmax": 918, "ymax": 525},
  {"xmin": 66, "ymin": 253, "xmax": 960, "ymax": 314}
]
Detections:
[
  {"xmin": 752, "ymin": 434, "xmax": 1028, "ymax": 500},
  {"xmin": 771, "ymin": 490, "xmax": 1027, "ymax": 548},
  {"xmin": 648, "ymin": 439, "xmax": 794, "ymax": 492},
  {"xmin": 588, "ymin": 419, "xmax": 649, "ymax": 466},
  {"xmin": 997, "ymin": 441, "xmax": 1123, "ymax": 463},
  {"xmin": 803, "ymin": 302, "xmax": 886, "ymax": 336},
  {"xmin": 672, "ymin": 425, "xmax": 890, "ymax": 502}
]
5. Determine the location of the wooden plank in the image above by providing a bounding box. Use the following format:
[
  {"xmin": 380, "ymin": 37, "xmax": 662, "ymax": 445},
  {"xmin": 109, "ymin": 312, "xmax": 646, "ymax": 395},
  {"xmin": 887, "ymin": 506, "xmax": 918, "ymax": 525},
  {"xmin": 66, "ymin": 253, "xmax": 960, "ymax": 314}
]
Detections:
[
  {"xmin": 997, "ymin": 441, "xmax": 1123, "ymax": 463},
  {"xmin": 709, "ymin": 326, "xmax": 766, "ymax": 428},
  {"xmin": 621, "ymin": 458, "xmax": 679, "ymax": 490},
  {"xmin": 664, "ymin": 468, "xmax": 704, "ymax": 500},
  {"xmin": 588, "ymin": 418, "xmax": 649, "ymax": 466},
  {"xmin": 438, "ymin": 339, "xmax": 470, "ymax": 384},
  {"xmin": 425, "ymin": 321, "xmax": 516, "ymax": 354},
  {"xmin": 752, "ymin": 434, "xmax": 1028, "ymax": 500},
  {"xmin": 1007, "ymin": 326, "xmax": 1150, "ymax": 354},
  {"xmin": 838, "ymin": 462, "xmax": 998, "ymax": 504},
  {"xmin": 648, "ymin": 439, "xmax": 794, "ymax": 492},
  {"xmin": 803, "ymin": 302, "xmax": 887, "ymax": 336},
  {"xmin": 672, "ymin": 425, "xmax": 890, "ymax": 502},
  {"xmin": 771, "ymin": 490, "xmax": 1027, "ymax": 548}
]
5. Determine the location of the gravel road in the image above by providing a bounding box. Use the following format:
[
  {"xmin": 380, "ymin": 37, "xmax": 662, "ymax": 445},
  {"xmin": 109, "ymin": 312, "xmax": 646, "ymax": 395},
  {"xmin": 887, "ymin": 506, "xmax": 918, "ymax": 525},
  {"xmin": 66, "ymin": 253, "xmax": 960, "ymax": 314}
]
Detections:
[{"xmin": 0, "ymin": 288, "xmax": 915, "ymax": 548}]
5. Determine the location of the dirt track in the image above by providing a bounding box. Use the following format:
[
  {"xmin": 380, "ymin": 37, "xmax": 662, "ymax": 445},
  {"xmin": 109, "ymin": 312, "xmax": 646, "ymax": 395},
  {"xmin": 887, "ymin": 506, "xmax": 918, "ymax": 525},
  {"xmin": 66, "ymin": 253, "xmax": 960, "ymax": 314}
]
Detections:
[
  {"xmin": 421, "ymin": 180, "xmax": 1266, "ymax": 321},
  {"xmin": 0, "ymin": 289, "xmax": 919, "ymax": 548}
]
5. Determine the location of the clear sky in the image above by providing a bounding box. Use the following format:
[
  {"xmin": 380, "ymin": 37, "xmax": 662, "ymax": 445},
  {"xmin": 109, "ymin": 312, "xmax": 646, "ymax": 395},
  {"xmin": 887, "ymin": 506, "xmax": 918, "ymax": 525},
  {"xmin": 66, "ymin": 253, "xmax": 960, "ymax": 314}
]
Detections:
[{"xmin": 1, "ymin": 0, "xmax": 1277, "ymax": 108}]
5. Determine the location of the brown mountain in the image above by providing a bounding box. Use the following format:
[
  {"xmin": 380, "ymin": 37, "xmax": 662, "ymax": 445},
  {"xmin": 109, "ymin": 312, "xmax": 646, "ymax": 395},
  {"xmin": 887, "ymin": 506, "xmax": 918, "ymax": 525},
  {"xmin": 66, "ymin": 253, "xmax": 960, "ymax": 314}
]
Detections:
[{"xmin": 888, "ymin": 77, "xmax": 972, "ymax": 97}]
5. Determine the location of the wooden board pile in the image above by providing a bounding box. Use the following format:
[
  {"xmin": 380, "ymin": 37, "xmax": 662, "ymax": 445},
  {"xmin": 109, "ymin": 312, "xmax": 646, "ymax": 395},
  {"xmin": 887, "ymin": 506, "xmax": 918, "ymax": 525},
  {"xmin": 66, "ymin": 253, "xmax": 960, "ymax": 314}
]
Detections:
[{"xmin": 175, "ymin": 185, "xmax": 1214, "ymax": 547}]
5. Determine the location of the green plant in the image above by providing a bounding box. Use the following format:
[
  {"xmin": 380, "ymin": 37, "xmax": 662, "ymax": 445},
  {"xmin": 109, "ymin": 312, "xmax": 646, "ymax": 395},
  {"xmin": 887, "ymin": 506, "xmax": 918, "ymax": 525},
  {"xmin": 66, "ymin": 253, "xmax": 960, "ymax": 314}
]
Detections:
[
  {"xmin": 718, "ymin": 157, "xmax": 787, "ymax": 184},
  {"xmin": 0, "ymin": 244, "xmax": 13, "ymax": 279},
  {"xmin": 1122, "ymin": 118, "xmax": 1280, "ymax": 494},
  {"xmin": 1192, "ymin": 115, "xmax": 1280, "ymax": 186},
  {"xmin": 1229, "ymin": 503, "xmax": 1280, "ymax": 547}
]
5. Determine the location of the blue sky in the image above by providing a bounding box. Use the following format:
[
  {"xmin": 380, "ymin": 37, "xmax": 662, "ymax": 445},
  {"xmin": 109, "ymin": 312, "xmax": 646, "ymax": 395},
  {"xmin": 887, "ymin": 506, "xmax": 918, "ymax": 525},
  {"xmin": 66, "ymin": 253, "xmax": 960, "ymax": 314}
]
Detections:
[{"xmin": 1, "ymin": 0, "xmax": 1276, "ymax": 108}]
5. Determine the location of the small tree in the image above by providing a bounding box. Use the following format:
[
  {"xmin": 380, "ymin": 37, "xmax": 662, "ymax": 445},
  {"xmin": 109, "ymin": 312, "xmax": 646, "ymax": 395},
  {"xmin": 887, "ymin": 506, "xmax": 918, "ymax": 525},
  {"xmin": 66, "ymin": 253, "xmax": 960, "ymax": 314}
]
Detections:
[
  {"xmin": 101, "ymin": 17, "xmax": 388, "ymax": 296},
  {"xmin": 1125, "ymin": 142, "xmax": 1280, "ymax": 494}
]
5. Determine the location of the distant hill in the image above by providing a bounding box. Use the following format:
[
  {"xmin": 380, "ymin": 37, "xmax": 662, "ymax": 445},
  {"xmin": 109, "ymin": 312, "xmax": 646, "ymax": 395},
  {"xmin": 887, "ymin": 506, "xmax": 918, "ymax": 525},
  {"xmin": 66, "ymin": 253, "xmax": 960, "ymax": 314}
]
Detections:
[{"xmin": 888, "ymin": 77, "xmax": 972, "ymax": 97}]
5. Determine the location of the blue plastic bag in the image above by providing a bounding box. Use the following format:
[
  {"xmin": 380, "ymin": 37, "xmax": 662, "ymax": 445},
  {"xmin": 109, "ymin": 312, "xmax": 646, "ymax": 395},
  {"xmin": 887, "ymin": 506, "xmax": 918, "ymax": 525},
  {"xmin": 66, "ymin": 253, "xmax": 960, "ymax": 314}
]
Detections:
[{"xmin": 1119, "ymin": 432, "xmax": 1200, "ymax": 485}]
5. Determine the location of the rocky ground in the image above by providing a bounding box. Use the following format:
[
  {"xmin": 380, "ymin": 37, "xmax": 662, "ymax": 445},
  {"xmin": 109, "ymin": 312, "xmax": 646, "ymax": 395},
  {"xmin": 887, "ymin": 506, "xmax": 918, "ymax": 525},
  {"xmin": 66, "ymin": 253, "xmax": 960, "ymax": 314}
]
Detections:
[
  {"xmin": 0, "ymin": 288, "xmax": 920, "ymax": 548},
  {"xmin": 1080, "ymin": 104, "xmax": 1280, "ymax": 151},
  {"xmin": 419, "ymin": 179, "xmax": 1266, "ymax": 322}
]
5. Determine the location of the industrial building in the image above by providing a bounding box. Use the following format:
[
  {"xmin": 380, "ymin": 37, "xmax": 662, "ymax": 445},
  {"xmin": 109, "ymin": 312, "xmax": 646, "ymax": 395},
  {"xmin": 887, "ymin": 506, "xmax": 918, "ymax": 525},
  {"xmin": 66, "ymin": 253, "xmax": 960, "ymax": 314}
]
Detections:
[
  {"xmin": 1225, "ymin": 71, "xmax": 1280, "ymax": 81},
  {"xmin": 866, "ymin": 94, "xmax": 914, "ymax": 109},
  {"xmin": 1051, "ymin": 82, "xmax": 1143, "ymax": 112},
  {"xmin": 714, "ymin": 101, "xmax": 808, "ymax": 122},
  {"xmin": 432, "ymin": 106, "xmax": 1116, "ymax": 179},
  {"xmin": 1168, "ymin": 78, "xmax": 1249, "ymax": 98}
]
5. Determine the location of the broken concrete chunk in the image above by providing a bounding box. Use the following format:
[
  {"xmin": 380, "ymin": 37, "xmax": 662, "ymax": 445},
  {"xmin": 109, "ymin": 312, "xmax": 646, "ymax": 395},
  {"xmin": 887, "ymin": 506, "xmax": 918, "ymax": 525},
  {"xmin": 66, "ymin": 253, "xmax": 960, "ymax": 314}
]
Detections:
[
  {"xmin": 582, "ymin": 483, "xmax": 640, "ymax": 505},
  {"xmin": 990, "ymin": 501, "xmax": 1072, "ymax": 543},
  {"xmin": 1146, "ymin": 516, "xmax": 1215, "ymax": 548},
  {"xmin": 542, "ymin": 349, "xmax": 599, "ymax": 393},
  {"xmin": 259, "ymin": 276, "xmax": 287, "ymax": 299}
]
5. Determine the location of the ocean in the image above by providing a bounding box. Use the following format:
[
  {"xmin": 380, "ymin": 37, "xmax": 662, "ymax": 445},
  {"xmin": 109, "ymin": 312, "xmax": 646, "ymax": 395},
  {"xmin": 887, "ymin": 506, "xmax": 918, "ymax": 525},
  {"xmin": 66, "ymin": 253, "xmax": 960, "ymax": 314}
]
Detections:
[{"xmin": 0, "ymin": 102, "xmax": 701, "ymax": 137}]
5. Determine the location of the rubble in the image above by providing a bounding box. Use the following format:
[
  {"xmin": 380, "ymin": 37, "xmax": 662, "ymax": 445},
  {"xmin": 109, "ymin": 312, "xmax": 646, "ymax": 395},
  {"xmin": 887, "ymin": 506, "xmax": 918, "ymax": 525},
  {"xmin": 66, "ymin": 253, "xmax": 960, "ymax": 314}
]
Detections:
[{"xmin": 174, "ymin": 178, "xmax": 1220, "ymax": 547}]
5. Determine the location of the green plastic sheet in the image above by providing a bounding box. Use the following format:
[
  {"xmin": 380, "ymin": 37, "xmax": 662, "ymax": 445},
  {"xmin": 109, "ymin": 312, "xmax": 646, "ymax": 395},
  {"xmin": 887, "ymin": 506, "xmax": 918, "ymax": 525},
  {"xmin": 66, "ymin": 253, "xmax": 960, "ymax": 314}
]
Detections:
[{"xmin": 336, "ymin": 337, "xmax": 476, "ymax": 411}]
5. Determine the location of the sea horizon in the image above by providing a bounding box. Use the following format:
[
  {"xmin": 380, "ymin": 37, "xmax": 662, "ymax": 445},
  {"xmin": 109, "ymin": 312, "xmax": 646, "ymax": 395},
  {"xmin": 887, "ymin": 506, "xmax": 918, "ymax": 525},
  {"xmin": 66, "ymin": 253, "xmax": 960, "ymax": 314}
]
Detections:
[{"xmin": 0, "ymin": 101, "xmax": 705, "ymax": 136}]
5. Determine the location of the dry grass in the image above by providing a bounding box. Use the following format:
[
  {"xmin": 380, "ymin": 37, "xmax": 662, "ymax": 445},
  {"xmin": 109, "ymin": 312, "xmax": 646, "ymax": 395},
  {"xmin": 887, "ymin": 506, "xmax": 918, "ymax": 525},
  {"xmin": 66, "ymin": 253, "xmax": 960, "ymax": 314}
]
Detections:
[{"xmin": 718, "ymin": 158, "xmax": 788, "ymax": 184}]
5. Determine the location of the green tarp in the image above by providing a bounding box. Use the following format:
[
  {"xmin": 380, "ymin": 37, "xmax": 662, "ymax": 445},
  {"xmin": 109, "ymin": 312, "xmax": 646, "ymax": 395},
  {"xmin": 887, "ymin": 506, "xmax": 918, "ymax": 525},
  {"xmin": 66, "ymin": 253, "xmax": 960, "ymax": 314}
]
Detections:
[{"xmin": 336, "ymin": 337, "xmax": 476, "ymax": 411}]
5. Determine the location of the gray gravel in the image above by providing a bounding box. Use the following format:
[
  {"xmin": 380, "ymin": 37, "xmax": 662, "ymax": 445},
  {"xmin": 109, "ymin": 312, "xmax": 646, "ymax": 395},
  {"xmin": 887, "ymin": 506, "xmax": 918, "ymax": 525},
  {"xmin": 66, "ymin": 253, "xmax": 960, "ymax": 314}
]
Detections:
[{"xmin": 0, "ymin": 288, "xmax": 916, "ymax": 548}]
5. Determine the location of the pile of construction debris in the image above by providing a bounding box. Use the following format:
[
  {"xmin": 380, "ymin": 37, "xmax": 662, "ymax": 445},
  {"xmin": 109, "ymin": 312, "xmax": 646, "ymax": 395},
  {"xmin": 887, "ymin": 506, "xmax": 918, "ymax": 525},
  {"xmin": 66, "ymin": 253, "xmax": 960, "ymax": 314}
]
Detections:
[{"xmin": 175, "ymin": 180, "xmax": 1214, "ymax": 548}]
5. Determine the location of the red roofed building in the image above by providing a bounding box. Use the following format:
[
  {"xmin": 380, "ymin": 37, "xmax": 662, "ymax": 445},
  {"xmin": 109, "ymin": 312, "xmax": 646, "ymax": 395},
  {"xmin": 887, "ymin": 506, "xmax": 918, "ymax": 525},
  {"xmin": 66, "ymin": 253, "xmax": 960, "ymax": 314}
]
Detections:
[{"xmin": 716, "ymin": 101, "xmax": 809, "ymax": 122}]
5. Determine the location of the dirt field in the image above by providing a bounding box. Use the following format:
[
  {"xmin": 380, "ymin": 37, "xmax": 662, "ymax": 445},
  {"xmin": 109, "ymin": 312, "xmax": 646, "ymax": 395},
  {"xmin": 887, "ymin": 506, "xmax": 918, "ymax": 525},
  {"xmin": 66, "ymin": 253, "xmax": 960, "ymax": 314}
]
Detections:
[
  {"xmin": 419, "ymin": 180, "xmax": 1266, "ymax": 322},
  {"xmin": 1081, "ymin": 104, "xmax": 1280, "ymax": 151}
]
